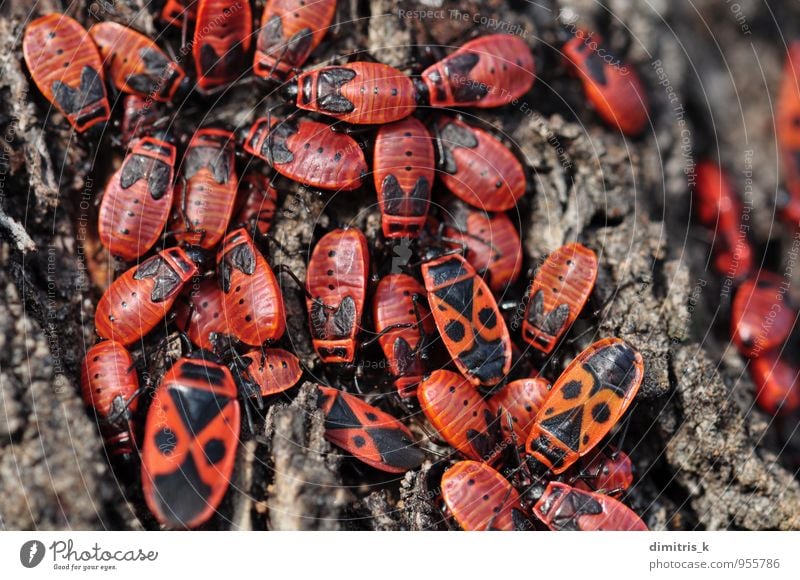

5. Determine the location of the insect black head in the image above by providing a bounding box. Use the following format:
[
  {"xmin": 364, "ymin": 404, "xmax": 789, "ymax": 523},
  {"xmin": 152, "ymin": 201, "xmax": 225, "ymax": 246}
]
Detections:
[
  {"xmin": 183, "ymin": 245, "xmax": 212, "ymax": 270},
  {"xmin": 280, "ymin": 78, "xmax": 299, "ymax": 102}
]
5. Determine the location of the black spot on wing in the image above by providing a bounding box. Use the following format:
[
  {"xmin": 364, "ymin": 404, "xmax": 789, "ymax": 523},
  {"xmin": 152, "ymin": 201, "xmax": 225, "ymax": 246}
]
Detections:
[
  {"xmin": 366, "ymin": 427, "xmax": 425, "ymax": 470},
  {"xmin": 527, "ymin": 290, "xmax": 569, "ymax": 336},
  {"xmin": 169, "ymin": 385, "xmax": 232, "ymax": 435},
  {"xmin": 152, "ymin": 452, "xmax": 213, "ymax": 527},
  {"xmin": 203, "ymin": 438, "xmax": 226, "ymax": 464},
  {"xmin": 265, "ymin": 121, "xmax": 296, "ymax": 165},
  {"xmin": 445, "ymin": 319, "xmax": 465, "ymax": 342}
]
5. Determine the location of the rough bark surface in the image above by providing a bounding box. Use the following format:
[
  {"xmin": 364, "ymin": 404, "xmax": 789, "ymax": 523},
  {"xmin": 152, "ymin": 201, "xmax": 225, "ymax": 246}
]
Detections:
[{"xmin": 2, "ymin": 0, "xmax": 799, "ymax": 530}]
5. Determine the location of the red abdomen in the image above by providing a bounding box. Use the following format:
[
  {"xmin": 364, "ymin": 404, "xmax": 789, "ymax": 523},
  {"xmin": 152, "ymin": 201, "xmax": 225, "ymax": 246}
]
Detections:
[
  {"xmin": 23, "ymin": 14, "xmax": 110, "ymax": 132},
  {"xmin": 306, "ymin": 228, "xmax": 369, "ymax": 363},
  {"xmin": 422, "ymin": 34, "xmax": 535, "ymax": 108},
  {"xmin": 522, "ymin": 243, "xmax": 598, "ymax": 354},
  {"xmin": 90, "ymin": 22, "xmax": 186, "ymax": 102},
  {"xmin": 533, "ymin": 481, "xmax": 647, "ymax": 531},
  {"xmin": 95, "ymin": 247, "xmax": 198, "ymax": 345},
  {"xmin": 80, "ymin": 340, "xmax": 140, "ymax": 459},
  {"xmin": 731, "ymin": 273, "xmax": 795, "ymax": 358},
  {"xmin": 193, "ymin": 0, "xmax": 252, "ymax": 91},
  {"xmin": 245, "ymin": 116, "xmax": 367, "ymax": 191},
  {"xmin": 98, "ymin": 137, "xmax": 176, "ymax": 261},
  {"xmin": 441, "ymin": 460, "xmax": 520, "ymax": 530},
  {"xmin": 217, "ymin": 228, "xmax": 286, "ymax": 346},
  {"xmin": 563, "ymin": 31, "xmax": 649, "ymax": 136},
  {"xmin": 435, "ymin": 116, "xmax": 526, "ymax": 211},
  {"xmin": 373, "ymin": 118, "xmax": 434, "ymax": 238},
  {"xmin": 254, "ymin": 0, "xmax": 336, "ymax": 79},
  {"xmin": 172, "ymin": 128, "xmax": 238, "ymax": 249}
]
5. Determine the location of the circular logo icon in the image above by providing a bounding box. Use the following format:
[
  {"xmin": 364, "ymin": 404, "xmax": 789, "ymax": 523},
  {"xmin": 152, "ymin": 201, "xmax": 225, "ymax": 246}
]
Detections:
[{"xmin": 20, "ymin": 540, "xmax": 45, "ymax": 568}]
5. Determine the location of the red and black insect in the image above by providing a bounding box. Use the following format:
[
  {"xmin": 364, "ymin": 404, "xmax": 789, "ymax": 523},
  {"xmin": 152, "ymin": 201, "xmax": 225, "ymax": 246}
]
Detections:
[
  {"xmin": 434, "ymin": 116, "xmax": 526, "ymax": 211},
  {"xmin": 234, "ymin": 172, "xmax": 279, "ymax": 238},
  {"xmin": 373, "ymin": 273, "xmax": 436, "ymax": 398},
  {"xmin": 421, "ymin": 252, "xmax": 512, "ymax": 387},
  {"xmin": 306, "ymin": 228, "xmax": 369, "ymax": 364},
  {"xmin": 217, "ymin": 228, "xmax": 286, "ymax": 347},
  {"xmin": 120, "ymin": 95, "xmax": 164, "ymax": 148},
  {"xmin": 441, "ymin": 460, "xmax": 520, "ymax": 531},
  {"xmin": 442, "ymin": 201, "xmax": 522, "ymax": 294},
  {"xmin": 80, "ymin": 340, "xmax": 140, "ymax": 461},
  {"xmin": 777, "ymin": 42, "xmax": 800, "ymax": 223},
  {"xmin": 172, "ymin": 128, "xmax": 238, "ymax": 249},
  {"xmin": 89, "ymin": 22, "xmax": 186, "ymax": 102},
  {"xmin": 173, "ymin": 277, "xmax": 231, "ymax": 352},
  {"xmin": 562, "ymin": 29, "xmax": 649, "ymax": 136},
  {"xmin": 317, "ymin": 385, "xmax": 425, "ymax": 473},
  {"xmin": 694, "ymin": 161, "xmax": 753, "ymax": 281},
  {"xmin": 160, "ymin": 0, "xmax": 197, "ymax": 28},
  {"xmin": 238, "ymin": 348, "xmax": 303, "ymax": 396},
  {"xmin": 95, "ymin": 247, "xmax": 198, "ymax": 346},
  {"xmin": 573, "ymin": 447, "xmax": 634, "ymax": 495},
  {"xmin": 244, "ymin": 116, "xmax": 367, "ymax": 191},
  {"xmin": 418, "ymin": 369, "xmax": 502, "ymax": 464},
  {"xmin": 193, "ymin": 0, "xmax": 253, "ymax": 92},
  {"xmin": 141, "ymin": 352, "xmax": 240, "ymax": 528},
  {"xmin": 254, "ymin": 0, "xmax": 337, "ymax": 80},
  {"xmin": 419, "ymin": 34, "xmax": 535, "ymax": 109},
  {"xmin": 487, "ymin": 377, "xmax": 550, "ymax": 443},
  {"xmin": 373, "ymin": 117, "xmax": 435, "ymax": 238},
  {"xmin": 23, "ymin": 13, "xmax": 110, "ymax": 132},
  {"xmin": 98, "ymin": 137, "xmax": 176, "ymax": 261},
  {"xmin": 282, "ymin": 62, "xmax": 417, "ymax": 125},
  {"xmin": 731, "ymin": 273, "xmax": 795, "ymax": 358},
  {"xmin": 521, "ymin": 243, "xmax": 598, "ymax": 354},
  {"xmin": 525, "ymin": 338, "xmax": 644, "ymax": 475},
  {"xmin": 749, "ymin": 350, "xmax": 800, "ymax": 416},
  {"xmin": 533, "ymin": 481, "xmax": 647, "ymax": 531}
]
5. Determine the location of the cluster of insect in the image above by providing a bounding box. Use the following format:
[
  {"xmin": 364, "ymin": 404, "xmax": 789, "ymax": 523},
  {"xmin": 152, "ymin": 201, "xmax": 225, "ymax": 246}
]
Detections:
[
  {"xmin": 693, "ymin": 42, "xmax": 800, "ymax": 417},
  {"xmin": 22, "ymin": 1, "xmax": 651, "ymax": 530}
]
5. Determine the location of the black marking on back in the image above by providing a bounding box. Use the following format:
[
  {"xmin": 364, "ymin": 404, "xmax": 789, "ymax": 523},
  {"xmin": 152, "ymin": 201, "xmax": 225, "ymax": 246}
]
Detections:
[
  {"xmin": 366, "ymin": 427, "xmax": 425, "ymax": 469},
  {"xmin": 199, "ymin": 43, "xmax": 244, "ymax": 80},
  {"xmin": 428, "ymin": 258, "xmax": 470, "ymax": 288},
  {"xmin": 466, "ymin": 411, "xmax": 500, "ymax": 460},
  {"xmin": 445, "ymin": 52, "xmax": 488, "ymax": 102},
  {"xmin": 219, "ymin": 243, "xmax": 256, "ymax": 293},
  {"xmin": 52, "ymin": 65, "xmax": 105, "ymax": 114},
  {"xmin": 382, "ymin": 175, "xmax": 430, "ymax": 216},
  {"xmin": 309, "ymin": 296, "xmax": 356, "ymax": 340},
  {"xmin": 316, "ymin": 67, "xmax": 357, "ymax": 113},
  {"xmin": 126, "ymin": 46, "xmax": 173, "ymax": 95},
  {"xmin": 392, "ymin": 337, "xmax": 416, "ymax": 375},
  {"xmin": 184, "ymin": 144, "xmax": 231, "ymax": 184},
  {"xmin": 538, "ymin": 406, "xmax": 583, "ymax": 452},
  {"xmin": 438, "ymin": 122, "xmax": 479, "ymax": 174},
  {"xmin": 434, "ymin": 277, "xmax": 473, "ymax": 319},
  {"xmin": 528, "ymin": 434, "xmax": 567, "ymax": 469},
  {"xmin": 179, "ymin": 361, "xmax": 228, "ymax": 385},
  {"xmin": 323, "ymin": 391, "xmax": 361, "ymax": 430},
  {"xmin": 586, "ymin": 343, "xmax": 638, "ymax": 398},
  {"xmin": 583, "ymin": 51, "xmax": 608, "ymax": 85},
  {"xmin": 120, "ymin": 154, "xmax": 172, "ymax": 200},
  {"xmin": 551, "ymin": 489, "xmax": 603, "ymax": 531},
  {"xmin": 134, "ymin": 255, "xmax": 183, "ymax": 302},
  {"xmin": 169, "ymin": 384, "xmax": 232, "ymax": 435},
  {"xmin": 527, "ymin": 290, "xmax": 570, "ymax": 336},
  {"xmin": 258, "ymin": 14, "xmax": 284, "ymax": 50},
  {"xmin": 264, "ymin": 121, "xmax": 297, "ymax": 165},
  {"xmin": 457, "ymin": 333, "xmax": 507, "ymax": 384},
  {"xmin": 152, "ymin": 452, "xmax": 213, "ymax": 527}
]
